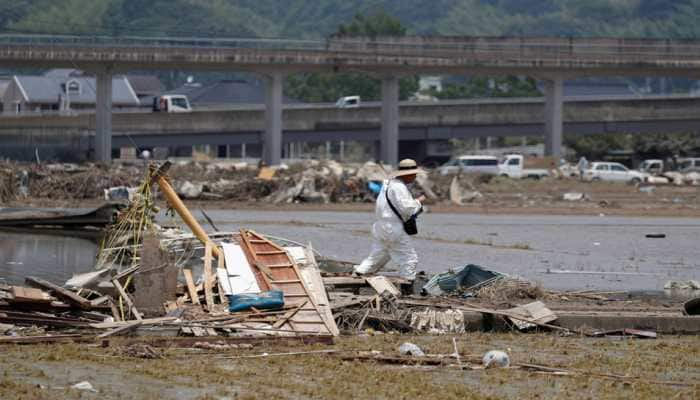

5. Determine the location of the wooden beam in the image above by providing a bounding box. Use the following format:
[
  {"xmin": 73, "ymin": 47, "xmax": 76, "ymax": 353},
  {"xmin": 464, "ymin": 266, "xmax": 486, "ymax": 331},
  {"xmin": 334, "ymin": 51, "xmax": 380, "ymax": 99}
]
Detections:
[
  {"xmin": 25, "ymin": 276, "xmax": 92, "ymax": 310},
  {"xmin": 90, "ymin": 317, "xmax": 176, "ymax": 329},
  {"xmin": 182, "ymin": 269, "xmax": 200, "ymax": 305},
  {"xmin": 204, "ymin": 242, "xmax": 214, "ymax": 309},
  {"xmin": 111, "ymin": 279, "xmax": 142, "ymax": 321},
  {"xmin": 96, "ymin": 321, "xmax": 142, "ymax": 339},
  {"xmin": 217, "ymin": 253, "xmax": 227, "ymax": 304}
]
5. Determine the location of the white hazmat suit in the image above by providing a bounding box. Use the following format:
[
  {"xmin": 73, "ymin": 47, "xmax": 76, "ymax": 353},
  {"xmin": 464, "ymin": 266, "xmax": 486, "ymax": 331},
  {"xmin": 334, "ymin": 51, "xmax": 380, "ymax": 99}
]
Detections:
[{"xmin": 354, "ymin": 178, "xmax": 422, "ymax": 280}]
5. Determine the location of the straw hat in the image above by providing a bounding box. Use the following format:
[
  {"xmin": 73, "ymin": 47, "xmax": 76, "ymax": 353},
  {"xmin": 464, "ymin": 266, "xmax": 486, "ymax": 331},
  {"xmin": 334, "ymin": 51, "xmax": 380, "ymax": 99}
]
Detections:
[{"xmin": 394, "ymin": 158, "xmax": 421, "ymax": 177}]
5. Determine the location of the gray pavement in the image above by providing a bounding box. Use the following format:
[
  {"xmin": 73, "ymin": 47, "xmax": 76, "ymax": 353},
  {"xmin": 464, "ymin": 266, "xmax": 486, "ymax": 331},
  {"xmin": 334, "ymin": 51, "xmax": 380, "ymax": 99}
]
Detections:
[{"xmin": 1, "ymin": 210, "xmax": 698, "ymax": 291}]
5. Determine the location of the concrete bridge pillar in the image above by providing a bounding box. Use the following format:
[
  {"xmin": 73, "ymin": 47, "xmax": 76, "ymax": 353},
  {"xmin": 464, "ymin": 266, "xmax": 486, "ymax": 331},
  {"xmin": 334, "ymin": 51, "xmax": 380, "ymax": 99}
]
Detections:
[
  {"xmin": 263, "ymin": 72, "xmax": 284, "ymax": 166},
  {"xmin": 95, "ymin": 69, "xmax": 113, "ymax": 163},
  {"xmin": 380, "ymin": 76, "xmax": 399, "ymax": 165},
  {"xmin": 543, "ymin": 77, "xmax": 563, "ymax": 158}
]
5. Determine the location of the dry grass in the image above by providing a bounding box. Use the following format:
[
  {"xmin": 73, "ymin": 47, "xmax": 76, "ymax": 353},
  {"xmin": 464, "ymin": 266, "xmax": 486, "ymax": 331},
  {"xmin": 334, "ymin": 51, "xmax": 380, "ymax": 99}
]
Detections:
[{"xmin": 0, "ymin": 333, "xmax": 697, "ymax": 400}]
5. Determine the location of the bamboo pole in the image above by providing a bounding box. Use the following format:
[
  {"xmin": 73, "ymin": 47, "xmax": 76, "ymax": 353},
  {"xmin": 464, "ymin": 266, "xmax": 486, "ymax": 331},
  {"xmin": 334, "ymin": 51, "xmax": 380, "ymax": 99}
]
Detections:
[{"xmin": 150, "ymin": 162, "xmax": 222, "ymax": 259}]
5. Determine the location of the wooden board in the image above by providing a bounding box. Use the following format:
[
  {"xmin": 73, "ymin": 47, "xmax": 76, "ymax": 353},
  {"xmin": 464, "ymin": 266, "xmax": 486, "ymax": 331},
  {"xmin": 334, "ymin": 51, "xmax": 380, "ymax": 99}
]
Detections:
[
  {"xmin": 256, "ymin": 167, "xmax": 277, "ymax": 181},
  {"xmin": 365, "ymin": 276, "xmax": 401, "ymax": 297},
  {"xmin": 10, "ymin": 286, "xmax": 53, "ymax": 303},
  {"xmin": 25, "ymin": 276, "xmax": 92, "ymax": 310},
  {"xmin": 112, "ymin": 279, "xmax": 142, "ymax": 321},
  {"xmin": 90, "ymin": 317, "xmax": 176, "ymax": 329},
  {"xmin": 506, "ymin": 301, "xmax": 557, "ymax": 330},
  {"xmin": 221, "ymin": 243, "xmax": 260, "ymax": 295},
  {"xmin": 238, "ymin": 230, "xmax": 333, "ymax": 336},
  {"xmin": 182, "ymin": 269, "xmax": 200, "ymax": 305},
  {"xmin": 298, "ymin": 246, "xmax": 340, "ymax": 336},
  {"xmin": 203, "ymin": 243, "xmax": 214, "ymax": 308}
]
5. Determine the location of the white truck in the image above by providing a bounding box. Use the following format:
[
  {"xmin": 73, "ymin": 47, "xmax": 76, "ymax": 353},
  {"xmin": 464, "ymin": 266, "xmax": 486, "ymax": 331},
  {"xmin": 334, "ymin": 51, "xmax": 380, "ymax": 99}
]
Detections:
[
  {"xmin": 638, "ymin": 159, "xmax": 664, "ymax": 175},
  {"xmin": 152, "ymin": 94, "xmax": 192, "ymax": 113},
  {"xmin": 499, "ymin": 154, "xmax": 550, "ymax": 179}
]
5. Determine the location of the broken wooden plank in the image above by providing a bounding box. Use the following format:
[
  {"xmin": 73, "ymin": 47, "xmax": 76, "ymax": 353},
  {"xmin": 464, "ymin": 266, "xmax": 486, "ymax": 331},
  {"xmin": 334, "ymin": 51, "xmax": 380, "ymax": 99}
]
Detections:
[
  {"xmin": 9, "ymin": 286, "xmax": 53, "ymax": 303},
  {"xmin": 217, "ymin": 254, "xmax": 227, "ymax": 304},
  {"xmin": 0, "ymin": 310, "xmax": 92, "ymax": 328},
  {"xmin": 0, "ymin": 334, "xmax": 91, "ymax": 345},
  {"xmin": 323, "ymin": 276, "xmax": 409, "ymax": 287},
  {"xmin": 506, "ymin": 301, "xmax": 557, "ymax": 331},
  {"xmin": 90, "ymin": 317, "xmax": 176, "ymax": 329},
  {"xmin": 112, "ymin": 278, "xmax": 142, "ymax": 321},
  {"xmin": 273, "ymin": 301, "xmax": 306, "ymax": 329},
  {"xmin": 299, "ymin": 245, "xmax": 340, "ymax": 336},
  {"xmin": 365, "ymin": 276, "xmax": 401, "ymax": 297},
  {"xmin": 25, "ymin": 276, "xmax": 92, "ymax": 310},
  {"xmin": 182, "ymin": 269, "xmax": 200, "ymax": 305},
  {"xmin": 109, "ymin": 298, "xmax": 122, "ymax": 322},
  {"xmin": 204, "ymin": 242, "xmax": 215, "ymax": 309},
  {"xmin": 96, "ymin": 321, "xmax": 142, "ymax": 339},
  {"xmin": 89, "ymin": 295, "xmax": 111, "ymax": 307}
]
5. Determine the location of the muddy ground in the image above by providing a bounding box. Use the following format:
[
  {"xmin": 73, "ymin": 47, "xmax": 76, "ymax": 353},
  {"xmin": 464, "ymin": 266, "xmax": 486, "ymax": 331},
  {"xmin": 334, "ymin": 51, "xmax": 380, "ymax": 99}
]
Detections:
[{"xmin": 0, "ymin": 334, "xmax": 697, "ymax": 400}]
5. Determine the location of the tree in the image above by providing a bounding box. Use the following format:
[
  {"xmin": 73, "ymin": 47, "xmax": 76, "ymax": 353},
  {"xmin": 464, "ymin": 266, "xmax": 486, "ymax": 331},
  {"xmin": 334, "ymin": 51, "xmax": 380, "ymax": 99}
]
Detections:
[
  {"xmin": 337, "ymin": 10, "xmax": 406, "ymax": 37},
  {"xmin": 285, "ymin": 11, "xmax": 418, "ymax": 103},
  {"xmin": 430, "ymin": 76, "xmax": 540, "ymax": 100}
]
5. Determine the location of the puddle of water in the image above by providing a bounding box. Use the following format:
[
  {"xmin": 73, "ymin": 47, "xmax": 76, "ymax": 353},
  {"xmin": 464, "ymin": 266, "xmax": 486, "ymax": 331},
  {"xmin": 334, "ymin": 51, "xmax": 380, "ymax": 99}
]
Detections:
[{"xmin": 0, "ymin": 231, "xmax": 98, "ymax": 286}]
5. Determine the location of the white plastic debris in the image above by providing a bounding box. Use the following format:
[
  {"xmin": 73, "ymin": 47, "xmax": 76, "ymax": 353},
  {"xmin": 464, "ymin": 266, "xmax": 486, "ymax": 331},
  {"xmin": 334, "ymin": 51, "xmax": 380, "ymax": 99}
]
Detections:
[
  {"xmin": 482, "ymin": 350, "xmax": 510, "ymax": 368},
  {"xmin": 71, "ymin": 381, "xmax": 98, "ymax": 393},
  {"xmin": 398, "ymin": 342, "xmax": 425, "ymax": 357},
  {"xmin": 562, "ymin": 192, "xmax": 586, "ymax": 201}
]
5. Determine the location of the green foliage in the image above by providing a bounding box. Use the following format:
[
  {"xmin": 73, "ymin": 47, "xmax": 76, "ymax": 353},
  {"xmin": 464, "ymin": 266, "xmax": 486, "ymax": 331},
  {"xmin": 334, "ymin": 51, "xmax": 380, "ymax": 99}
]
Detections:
[
  {"xmin": 5, "ymin": 0, "xmax": 700, "ymax": 39},
  {"xmin": 337, "ymin": 10, "xmax": 406, "ymax": 37},
  {"xmin": 431, "ymin": 77, "xmax": 540, "ymax": 99},
  {"xmin": 564, "ymin": 133, "xmax": 633, "ymax": 160},
  {"xmin": 284, "ymin": 10, "xmax": 418, "ymax": 103},
  {"xmin": 565, "ymin": 131, "xmax": 700, "ymax": 160}
]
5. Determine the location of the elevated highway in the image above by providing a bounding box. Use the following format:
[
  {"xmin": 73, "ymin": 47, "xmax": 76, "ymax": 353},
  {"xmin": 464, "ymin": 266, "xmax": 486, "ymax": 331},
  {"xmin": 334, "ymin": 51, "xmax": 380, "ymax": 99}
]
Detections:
[
  {"xmin": 3, "ymin": 34, "xmax": 700, "ymax": 163},
  {"xmin": 2, "ymin": 95, "xmax": 699, "ymax": 162}
]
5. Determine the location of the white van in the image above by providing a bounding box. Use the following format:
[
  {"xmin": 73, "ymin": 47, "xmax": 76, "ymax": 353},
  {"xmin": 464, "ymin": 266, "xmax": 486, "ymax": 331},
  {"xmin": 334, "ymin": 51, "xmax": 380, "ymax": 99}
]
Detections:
[
  {"xmin": 438, "ymin": 155, "xmax": 500, "ymax": 175},
  {"xmin": 335, "ymin": 96, "xmax": 360, "ymax": 108}
]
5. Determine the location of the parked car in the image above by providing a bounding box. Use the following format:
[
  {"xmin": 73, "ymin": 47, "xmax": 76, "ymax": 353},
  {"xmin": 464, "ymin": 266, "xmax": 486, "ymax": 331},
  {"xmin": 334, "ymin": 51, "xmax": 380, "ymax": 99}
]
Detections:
[
  {"xmin": 678, "ymin": 157, "xmax": 700, "ymax": 173},
  {"xmin": 499, "ymin": 154, "xmax": 550, "ymax": 179},
  {"xmin": 638, "ymin": 159, "xmax": 664, "ymax": 175},
  {"xmin": 582, "ymin": 162, "xmax": 649, "ymax": 183},
  {"xmin": 438, "ymin": 155, "xmax": 500, "ymax": 175},
  {"xmin": 335, "ymin": 96, "xmax": 360, "ymax": 108}
]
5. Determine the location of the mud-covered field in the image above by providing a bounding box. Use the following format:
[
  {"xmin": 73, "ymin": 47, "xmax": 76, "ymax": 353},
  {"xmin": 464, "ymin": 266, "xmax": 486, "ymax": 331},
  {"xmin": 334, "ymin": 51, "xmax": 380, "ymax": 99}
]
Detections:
[{"xmin": 0, "ymin": 334, "xmax": 697, "ymax": 400}]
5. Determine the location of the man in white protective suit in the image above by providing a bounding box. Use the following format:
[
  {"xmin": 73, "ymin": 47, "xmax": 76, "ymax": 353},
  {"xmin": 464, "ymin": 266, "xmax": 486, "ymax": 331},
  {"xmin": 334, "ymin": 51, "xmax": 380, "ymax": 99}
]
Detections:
[{"xmin": 354, "ymin": 159, "xmax": 426, "ymax": 282}]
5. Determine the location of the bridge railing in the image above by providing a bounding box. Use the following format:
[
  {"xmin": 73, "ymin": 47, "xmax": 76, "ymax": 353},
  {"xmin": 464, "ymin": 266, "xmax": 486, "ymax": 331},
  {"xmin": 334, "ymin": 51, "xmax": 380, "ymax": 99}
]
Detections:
[
  {"xmin": 327, "ymin": 36, "xmax": 700, "ymax": 61},
  {"xmin": 2, "ymin": 34, "xmax": 700, "ymax": 61},
  {"xmin": 0, "ymin": 34, "xmax": 326, "ymax": 51}
]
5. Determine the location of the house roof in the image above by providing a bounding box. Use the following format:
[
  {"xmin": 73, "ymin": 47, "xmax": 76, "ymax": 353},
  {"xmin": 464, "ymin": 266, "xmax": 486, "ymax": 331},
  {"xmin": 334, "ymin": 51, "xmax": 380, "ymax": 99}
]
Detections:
[
  {"xmin": 0, "ymin": 79, "xmax": 10, "ymax": 99},
  {"xmin": 167, "ymin": 80, "xmax": 301, "ymax": 105},
  {"xmin": 127, "ymin": 75, "xmax": 164, "ymax": 96},
  {"xmin": 13, "ymin": 75, "xmax": 140, "ymax": 105}
]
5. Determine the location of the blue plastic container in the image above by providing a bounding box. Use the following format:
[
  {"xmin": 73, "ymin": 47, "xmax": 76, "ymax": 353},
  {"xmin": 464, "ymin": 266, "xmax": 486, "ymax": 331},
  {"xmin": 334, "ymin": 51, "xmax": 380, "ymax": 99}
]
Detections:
[
  {"xmin": 368, "ymin": 181, "xmax": 383, "ymax": 194},
  {"xmin": 227, "ymin": 290, "xmax": 285, "ymax": 313}
]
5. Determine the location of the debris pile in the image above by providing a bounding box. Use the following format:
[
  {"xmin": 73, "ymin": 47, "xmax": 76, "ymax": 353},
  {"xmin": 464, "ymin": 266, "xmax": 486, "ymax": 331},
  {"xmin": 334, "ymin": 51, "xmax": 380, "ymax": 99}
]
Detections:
[
  {"xmin": 1, "ymin": 159, "xmax": 699, "ymax": 212},
  {"xmin": 1, "ymin": 162, "xmax": 697, "ymax": 347}
]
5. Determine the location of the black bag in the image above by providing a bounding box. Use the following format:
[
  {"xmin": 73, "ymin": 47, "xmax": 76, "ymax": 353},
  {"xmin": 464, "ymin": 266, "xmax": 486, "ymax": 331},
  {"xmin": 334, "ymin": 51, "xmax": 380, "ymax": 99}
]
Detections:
[{"xmin": 385, "ymin": 184, "xmax": 419, "ymax": 235}]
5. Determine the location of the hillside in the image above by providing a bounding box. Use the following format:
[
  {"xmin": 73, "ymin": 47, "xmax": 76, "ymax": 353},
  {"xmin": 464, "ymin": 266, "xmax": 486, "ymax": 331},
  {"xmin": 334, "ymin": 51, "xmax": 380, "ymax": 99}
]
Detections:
[{"xmin": 1, "ymin": 0, "xmax": 699, "ymax": 39}]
